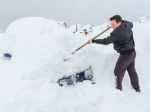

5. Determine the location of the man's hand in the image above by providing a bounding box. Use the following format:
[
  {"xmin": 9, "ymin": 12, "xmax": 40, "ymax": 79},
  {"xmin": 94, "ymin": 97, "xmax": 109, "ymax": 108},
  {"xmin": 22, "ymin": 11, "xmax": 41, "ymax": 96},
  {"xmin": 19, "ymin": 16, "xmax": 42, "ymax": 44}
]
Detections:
[{"xmin": 87, "ymin": 40, "xmax": 93, "ymax": 44}]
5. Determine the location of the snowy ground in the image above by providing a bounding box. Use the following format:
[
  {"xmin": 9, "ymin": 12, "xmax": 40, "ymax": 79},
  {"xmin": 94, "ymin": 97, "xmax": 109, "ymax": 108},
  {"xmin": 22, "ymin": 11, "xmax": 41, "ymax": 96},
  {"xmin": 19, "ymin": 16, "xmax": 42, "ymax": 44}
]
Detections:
[{"xmin": 0, "ymin": 17, "xmax": 150, "ymax": 112}]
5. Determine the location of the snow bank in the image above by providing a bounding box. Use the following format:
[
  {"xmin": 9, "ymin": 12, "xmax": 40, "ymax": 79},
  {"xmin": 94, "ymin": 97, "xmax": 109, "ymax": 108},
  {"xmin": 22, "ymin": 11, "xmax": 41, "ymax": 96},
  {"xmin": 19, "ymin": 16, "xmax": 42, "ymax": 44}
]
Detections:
[{"xmin": 0, "ymin": 17, "xmax": 150, "ymax": 112}]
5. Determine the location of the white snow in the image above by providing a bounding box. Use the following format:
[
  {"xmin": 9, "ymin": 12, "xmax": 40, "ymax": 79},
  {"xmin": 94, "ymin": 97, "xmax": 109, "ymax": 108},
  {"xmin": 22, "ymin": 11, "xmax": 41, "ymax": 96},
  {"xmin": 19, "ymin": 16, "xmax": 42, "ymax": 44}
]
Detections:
[{"xmin": 0, "ymin": 17, "xmax": 150, "ymax": 112}]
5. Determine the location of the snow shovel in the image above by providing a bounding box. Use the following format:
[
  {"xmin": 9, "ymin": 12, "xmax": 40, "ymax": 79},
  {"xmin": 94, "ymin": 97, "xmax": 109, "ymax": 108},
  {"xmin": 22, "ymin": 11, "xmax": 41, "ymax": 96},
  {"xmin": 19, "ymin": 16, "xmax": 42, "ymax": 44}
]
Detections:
[{"xmin": 64, "ymin": 26, "xmax": 111, "ymax": 61}]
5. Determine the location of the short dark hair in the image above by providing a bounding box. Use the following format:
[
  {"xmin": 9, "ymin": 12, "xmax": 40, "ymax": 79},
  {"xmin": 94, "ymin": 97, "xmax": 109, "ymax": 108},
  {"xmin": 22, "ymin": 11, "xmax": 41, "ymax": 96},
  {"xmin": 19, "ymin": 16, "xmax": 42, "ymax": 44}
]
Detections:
[{"xmin": 110, "ymin": 15, "xmax": 122, "ymax": 23}]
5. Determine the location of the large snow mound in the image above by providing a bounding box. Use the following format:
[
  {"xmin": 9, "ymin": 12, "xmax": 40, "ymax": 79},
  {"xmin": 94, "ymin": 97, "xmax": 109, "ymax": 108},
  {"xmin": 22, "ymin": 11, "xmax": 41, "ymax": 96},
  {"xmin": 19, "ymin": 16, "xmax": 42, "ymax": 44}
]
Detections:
[{"xmin": 0, "ymin": 17, "xmax": 150, "ymax": 112}]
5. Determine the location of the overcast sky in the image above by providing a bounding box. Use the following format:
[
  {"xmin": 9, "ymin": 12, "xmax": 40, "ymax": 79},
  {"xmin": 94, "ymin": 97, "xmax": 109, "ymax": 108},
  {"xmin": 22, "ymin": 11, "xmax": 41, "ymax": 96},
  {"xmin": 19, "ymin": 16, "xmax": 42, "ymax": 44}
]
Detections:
[{"xmin": 0, "ymin": 0, "xmax": 150, "ymax": 30}]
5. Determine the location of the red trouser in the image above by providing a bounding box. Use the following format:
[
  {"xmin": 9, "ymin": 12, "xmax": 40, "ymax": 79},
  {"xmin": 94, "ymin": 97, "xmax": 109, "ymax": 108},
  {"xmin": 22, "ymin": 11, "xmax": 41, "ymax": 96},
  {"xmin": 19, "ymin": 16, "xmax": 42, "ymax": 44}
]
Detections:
[{"xmin": 114, "ymin": 51, "xmax": 140, "ymax": 90}]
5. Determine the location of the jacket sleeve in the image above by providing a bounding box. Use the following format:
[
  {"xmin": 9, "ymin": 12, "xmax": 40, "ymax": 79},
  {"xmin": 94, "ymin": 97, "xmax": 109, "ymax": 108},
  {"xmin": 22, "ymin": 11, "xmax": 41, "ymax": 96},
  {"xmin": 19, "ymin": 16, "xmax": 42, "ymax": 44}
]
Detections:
[
  {"xmin": 123, "ymin": 20, "xmax": 133, "ymax": 29},
  {"xmin": 92, "ymin": 32, "xmax": 116, "ymax": 45}
]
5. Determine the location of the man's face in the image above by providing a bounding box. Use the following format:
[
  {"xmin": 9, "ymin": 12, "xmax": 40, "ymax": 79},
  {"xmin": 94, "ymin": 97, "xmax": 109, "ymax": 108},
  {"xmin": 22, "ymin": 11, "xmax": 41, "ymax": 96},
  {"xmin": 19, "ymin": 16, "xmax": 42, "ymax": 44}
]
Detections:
[{"xmin": 110, "ymin": 20, "xmax": 121, "ymax": 30}]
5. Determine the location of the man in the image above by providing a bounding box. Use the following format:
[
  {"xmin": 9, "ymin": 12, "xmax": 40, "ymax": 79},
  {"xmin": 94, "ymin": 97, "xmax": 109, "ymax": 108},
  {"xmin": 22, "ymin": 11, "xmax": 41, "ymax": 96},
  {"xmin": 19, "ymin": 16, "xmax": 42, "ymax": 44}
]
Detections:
[{"xmin": 88, "ymin": 15, "xmax": 140, "ymax": 92}]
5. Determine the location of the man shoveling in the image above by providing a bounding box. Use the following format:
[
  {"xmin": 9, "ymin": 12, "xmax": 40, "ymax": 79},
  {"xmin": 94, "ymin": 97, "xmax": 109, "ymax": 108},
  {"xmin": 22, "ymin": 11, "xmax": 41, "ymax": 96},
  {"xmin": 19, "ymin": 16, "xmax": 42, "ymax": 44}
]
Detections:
[{"xmin": 88, "ymin": 15, "xmax": 140, "ymax": 92}]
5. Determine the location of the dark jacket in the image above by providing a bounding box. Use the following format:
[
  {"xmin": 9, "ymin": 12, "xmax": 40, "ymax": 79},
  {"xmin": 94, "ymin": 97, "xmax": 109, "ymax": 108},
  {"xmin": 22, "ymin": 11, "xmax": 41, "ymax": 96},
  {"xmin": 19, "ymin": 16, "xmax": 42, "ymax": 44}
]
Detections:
[{"xmin": 92, "ymin": 21, "xmax": 135, "ymax": 54}]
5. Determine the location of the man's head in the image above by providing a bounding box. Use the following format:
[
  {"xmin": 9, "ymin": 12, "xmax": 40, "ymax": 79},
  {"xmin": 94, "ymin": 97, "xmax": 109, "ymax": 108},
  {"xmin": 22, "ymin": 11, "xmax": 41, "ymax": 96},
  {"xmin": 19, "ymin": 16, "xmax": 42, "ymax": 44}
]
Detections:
[{"xmin": 110, "ymin": 15, "xmax": 122, "ymax": 30}]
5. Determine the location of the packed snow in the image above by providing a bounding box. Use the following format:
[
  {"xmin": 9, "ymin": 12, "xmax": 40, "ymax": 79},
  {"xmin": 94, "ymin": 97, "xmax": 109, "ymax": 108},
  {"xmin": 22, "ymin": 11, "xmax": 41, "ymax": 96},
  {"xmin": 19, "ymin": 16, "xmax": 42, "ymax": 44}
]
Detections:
[{"xmin": 0, "ymin": 17, "xmax": 150, "ymax": 112}]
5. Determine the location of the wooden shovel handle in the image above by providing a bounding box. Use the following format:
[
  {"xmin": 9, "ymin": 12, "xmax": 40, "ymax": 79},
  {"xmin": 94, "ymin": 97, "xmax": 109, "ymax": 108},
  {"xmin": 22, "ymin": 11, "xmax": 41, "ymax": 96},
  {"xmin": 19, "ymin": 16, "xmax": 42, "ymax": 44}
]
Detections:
[{"xmin": 72, "ymin": 26, "xmax": 111, "ymax": 54}]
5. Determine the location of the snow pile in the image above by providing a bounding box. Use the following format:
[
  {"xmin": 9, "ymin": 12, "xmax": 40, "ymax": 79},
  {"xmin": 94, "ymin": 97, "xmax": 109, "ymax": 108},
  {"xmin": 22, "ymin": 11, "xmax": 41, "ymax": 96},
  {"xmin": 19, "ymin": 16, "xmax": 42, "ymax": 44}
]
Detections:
[{"xmin": 0, "ymin": 17, "xmax": 150, "ymax": 112}]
